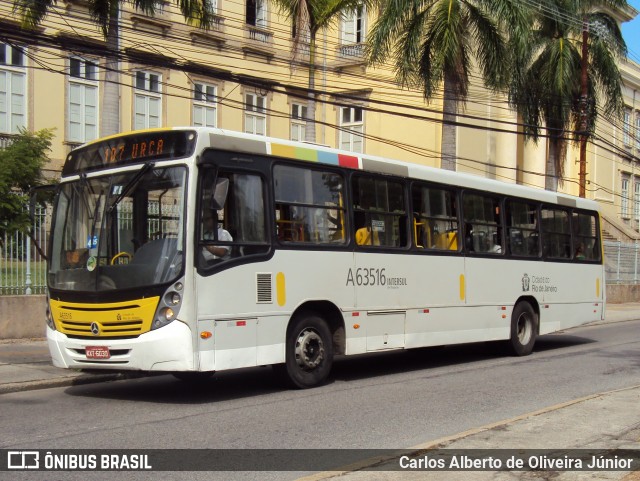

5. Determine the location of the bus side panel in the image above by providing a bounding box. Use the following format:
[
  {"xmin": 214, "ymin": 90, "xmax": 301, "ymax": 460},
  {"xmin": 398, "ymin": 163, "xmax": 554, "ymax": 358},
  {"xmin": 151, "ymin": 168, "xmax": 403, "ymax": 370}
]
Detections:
[
  {"xmin": 464, "ymin": 258, "xmax": 605, "ymax": 338},
  {"xmin": 395, "ymin": 254, "xmax": 468, "ymax": 349},
  {"xmin": 195, "ymin": 251, "xmax": 355, "ymax": 371}
]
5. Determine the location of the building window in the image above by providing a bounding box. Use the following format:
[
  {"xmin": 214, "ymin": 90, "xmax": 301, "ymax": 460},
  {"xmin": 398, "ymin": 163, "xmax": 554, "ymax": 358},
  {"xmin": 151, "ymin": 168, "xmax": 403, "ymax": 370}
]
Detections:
[
  {"xmin": 0, "ymin": 43, "xmax": 26, "ymax": 134},
  {"xmin": 622, "ymin": 175, "xmax": 630, "ymax": 219},
  {"xmin": 193, "ymin": 82, "xmax": 217, "ymax": 128},
  {"xmin": 636, "ymin": 113, "xmax": 640, "ymax": 150},
  {"xmin": 246, "ymin": 0, "xmax": 267, "ymax": 27},
  {"xmin": 339, "ymin": 106, "xmax": 363, "ymax": 153},
  {"xmin": 134, "ymin": 71, "xmax": 162, "ymax": 129},
  {"xmin": 623, "ymin": 108, "xmax": 632, "ymax": 147},
  {"xmin": 244, "ymin": 93, "xmax": 266, "ymax": 135},
  {"xmin": 290, "ymin": 103, "xmax": 307, "ymax": 141},
  {"xmin": 68, "ymin": 57, "xmax": 98, "ymax": 143},
  {"xmin": 341, "ymin": 5, "xmax": 365, "ymax": 57}
]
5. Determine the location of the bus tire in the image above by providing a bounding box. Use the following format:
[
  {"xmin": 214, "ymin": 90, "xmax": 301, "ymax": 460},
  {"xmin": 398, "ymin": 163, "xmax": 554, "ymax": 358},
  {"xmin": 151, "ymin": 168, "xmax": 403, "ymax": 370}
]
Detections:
[
  {"xmin": 281, "ymin": 313, "xmax": 333, "ymax": 389},
  {"xmin": 508, "ymin": 301, "xmax": 538, "ymax": 356}
]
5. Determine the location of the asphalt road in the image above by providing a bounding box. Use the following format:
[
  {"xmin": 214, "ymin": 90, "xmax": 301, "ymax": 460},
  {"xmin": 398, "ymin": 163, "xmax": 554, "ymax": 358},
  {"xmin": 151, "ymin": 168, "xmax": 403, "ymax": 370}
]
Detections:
[{"xmin": 1, "ymin": 319, "xmax": 639, "ymax": 481}]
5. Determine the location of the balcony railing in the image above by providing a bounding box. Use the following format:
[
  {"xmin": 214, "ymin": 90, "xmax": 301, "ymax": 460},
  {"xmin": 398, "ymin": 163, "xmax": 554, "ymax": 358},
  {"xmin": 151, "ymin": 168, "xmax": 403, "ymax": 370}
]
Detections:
[{"xmin": 339, "ymin": 42, "xmax": 365, "ymax": 59}]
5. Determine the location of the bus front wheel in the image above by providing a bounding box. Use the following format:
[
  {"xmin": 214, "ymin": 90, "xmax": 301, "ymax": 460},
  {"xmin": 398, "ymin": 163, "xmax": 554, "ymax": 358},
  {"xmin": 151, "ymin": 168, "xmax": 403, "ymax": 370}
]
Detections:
[
  {"xmin": 279, "ymin": 313, "xmax": 334, "ymax": 389},
  {"xmin": 508, "ymin": 301, "xmax": 538, "ymax": 356}
]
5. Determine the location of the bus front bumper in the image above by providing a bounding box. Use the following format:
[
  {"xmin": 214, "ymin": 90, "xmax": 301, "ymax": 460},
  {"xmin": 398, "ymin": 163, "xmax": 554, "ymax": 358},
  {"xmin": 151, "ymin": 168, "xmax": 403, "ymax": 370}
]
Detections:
[{"xmin": 47, "ymin": 320, "xmax": 194, "ymax": 372}]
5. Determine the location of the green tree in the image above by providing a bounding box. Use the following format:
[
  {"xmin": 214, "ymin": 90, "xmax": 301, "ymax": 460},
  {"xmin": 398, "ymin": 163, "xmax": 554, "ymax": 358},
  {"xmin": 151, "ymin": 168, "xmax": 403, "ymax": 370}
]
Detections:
[
  {"xmin": 509, "ymin": 0, "xmax": 627, "ymax": 191},
  {"xmin": 366, "ymin": 0, "xmax": 530, "ymax": 170},
  {"xmin": 0, "ymin": 129, "xmax": 53, "ymax": 242},
  {"xmin": 272, "ymin": 0, "xmax": 370, "ymax": 143},
  {"xmin": 13, "ymin": 0, "xmax": 216, "ymax": 137}
]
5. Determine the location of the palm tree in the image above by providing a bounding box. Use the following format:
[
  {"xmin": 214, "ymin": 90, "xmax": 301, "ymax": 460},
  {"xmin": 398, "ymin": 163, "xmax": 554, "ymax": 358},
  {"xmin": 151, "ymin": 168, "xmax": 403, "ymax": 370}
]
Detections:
[
  {"xmin": 13, "ymin": 0, "xmax": 215, "ymax": 137},
  {"xmin": 366, "ymin": 0, "xmax": 530, "ymax": 171},
  {"xmin": 272, "ymin": 0, "xmax": 370, "ymax": 143},
  {"xmin": 509, "ymin": 0, "xmax": 627, "ymax": 191}
]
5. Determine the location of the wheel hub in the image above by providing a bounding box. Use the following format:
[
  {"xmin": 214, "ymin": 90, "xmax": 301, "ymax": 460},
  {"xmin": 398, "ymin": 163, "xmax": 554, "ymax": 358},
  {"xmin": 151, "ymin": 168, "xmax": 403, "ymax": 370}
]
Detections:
[
  {"xmin": 517, "ymin": 313, "xmax": 532, "ymax": 345},
  {"xmin": 294, "ymin": 328, "xmax": 325, "ymax": 370}
]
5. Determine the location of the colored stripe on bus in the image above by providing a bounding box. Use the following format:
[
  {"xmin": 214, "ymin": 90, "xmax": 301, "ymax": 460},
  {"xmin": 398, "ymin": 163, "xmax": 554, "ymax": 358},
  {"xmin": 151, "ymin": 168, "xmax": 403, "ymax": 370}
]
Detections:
[{"xmin": 271, "ymin": 143, "xmax": 360, "ymax": 169}]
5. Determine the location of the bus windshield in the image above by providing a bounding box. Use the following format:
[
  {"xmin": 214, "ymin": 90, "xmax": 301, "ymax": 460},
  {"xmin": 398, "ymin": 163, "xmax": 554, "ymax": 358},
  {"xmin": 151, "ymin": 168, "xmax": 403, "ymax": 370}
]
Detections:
[{"xmin": 48, "ymin": 165, "xmax": 186, "ymax": 292}]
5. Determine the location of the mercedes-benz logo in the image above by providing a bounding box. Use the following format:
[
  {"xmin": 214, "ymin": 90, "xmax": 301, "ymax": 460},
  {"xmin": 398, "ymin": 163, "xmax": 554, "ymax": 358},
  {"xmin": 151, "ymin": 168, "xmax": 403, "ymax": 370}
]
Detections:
[{"xmin": 90, "ymin": 322, "xmax": 100, "ymax": 336}]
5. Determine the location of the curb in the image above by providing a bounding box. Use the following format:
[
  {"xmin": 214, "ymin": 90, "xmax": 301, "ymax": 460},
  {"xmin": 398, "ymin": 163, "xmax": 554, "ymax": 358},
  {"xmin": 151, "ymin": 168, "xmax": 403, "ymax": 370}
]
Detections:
[{"xmin": 0, "ymin": 372, "xmax": 133, "ymax": 395}]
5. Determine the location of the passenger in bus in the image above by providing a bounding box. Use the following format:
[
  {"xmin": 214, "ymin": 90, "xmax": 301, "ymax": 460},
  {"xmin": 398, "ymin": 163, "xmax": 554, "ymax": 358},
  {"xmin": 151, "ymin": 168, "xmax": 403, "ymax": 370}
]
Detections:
[
  {"xmin": 356, "ymin": 226, "xmax": 380, "ymax": 245},
  {"xmin": 575, "ymin": 242, "xmax": 586, "ymax": 260},
  {"xmin": 202, "ymin": 209, "xmax": 233, "ymax": 260}
]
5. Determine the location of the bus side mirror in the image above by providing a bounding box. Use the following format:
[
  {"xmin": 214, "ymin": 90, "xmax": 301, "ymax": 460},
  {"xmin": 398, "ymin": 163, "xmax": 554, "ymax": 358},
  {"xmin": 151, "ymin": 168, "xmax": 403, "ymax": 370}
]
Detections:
[{"xmin": 211, "ymin": 178, "xmax": 229, "ymax": 210}]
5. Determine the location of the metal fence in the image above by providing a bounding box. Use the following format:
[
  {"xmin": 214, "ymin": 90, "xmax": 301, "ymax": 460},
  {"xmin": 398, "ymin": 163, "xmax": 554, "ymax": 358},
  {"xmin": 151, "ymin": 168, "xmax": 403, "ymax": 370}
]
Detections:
[
  {"xmin": 604, "ymin": 240, "xmax": 640, "ymax": 285},
  {"xmin": 0, "ymin": 205, "xmax": 49, "ymax": 295}
]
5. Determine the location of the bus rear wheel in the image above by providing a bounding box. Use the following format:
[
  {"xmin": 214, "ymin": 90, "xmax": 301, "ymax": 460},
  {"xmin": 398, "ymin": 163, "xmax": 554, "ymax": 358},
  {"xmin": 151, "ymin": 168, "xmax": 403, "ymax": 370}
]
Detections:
[
  {"xmin": 508, "ymin": 301, "xmax": 538, "ymax": 356},
  {"xmin": 280, "ymin": 313, "xmax": 333, "ymax": 389}
]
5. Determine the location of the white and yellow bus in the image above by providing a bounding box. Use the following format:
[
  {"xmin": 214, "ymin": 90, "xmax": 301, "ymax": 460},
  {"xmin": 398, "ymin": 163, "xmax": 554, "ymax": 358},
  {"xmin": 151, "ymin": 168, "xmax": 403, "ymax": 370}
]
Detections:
[{"xmin": 46, "ymin": 127, "xmax": 605, "ymax": 388}]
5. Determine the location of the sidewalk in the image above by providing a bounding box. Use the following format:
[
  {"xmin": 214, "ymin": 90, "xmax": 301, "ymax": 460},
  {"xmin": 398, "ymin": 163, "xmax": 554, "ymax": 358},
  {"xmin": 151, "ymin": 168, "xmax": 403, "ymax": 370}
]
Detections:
[
  {"xmin": 301, "ymin": 384, "xmax": 640, "ymax": 481},
  {"xmin": 1, "ymin": 304, "xmax": 639, "ymax": 481}
]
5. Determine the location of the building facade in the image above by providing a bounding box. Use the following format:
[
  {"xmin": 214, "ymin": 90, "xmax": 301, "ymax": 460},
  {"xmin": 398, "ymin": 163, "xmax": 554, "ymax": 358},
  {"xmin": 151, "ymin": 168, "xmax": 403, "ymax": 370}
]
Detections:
[{"xmin": 0, "ymin": 0, "xmax": 639, "ymax": 236}]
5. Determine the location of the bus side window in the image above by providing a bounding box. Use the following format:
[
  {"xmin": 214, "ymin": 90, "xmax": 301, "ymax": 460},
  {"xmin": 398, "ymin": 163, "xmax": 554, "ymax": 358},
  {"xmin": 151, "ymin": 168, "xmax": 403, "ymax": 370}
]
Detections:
[
  {"xmin": 352, "ymin": 175, "xmax": 407, "ymax": 248},
  {"xmin": 412, "ymin": 183, "xmax": 459, "ymax": 251},
  {"xmin": 506, "ymin": 200, "xmax": 539, "ymax": 257},
  {"xmin": 541, "ymin": 207, "xmax": 570, "ymax": 259},
  {"xmin": 463, "ymin": 192, "xmax": 503, "ymax": 254},
  {"xmin": 273, "ymin": 164, "xmax": 347, "ymax": 245},
  {"xmin": 197, "ymin": 166, "xmax": 269, "ymax": 268},
  {"xmin": 572, "ymin": 211, "xmax": 600, "ymax": 261}
]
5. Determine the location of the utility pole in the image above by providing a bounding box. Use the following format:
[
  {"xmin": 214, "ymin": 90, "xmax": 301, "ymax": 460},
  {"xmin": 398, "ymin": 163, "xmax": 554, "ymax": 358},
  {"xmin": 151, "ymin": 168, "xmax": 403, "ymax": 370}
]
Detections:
[{"xmin": 579, "ymin": 18, "xmax": 589, "ymax": 198}]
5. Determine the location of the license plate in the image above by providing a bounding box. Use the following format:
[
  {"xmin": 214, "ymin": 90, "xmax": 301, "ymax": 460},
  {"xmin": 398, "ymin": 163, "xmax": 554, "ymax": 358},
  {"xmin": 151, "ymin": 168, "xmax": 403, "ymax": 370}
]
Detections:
[{"xmin": 85, "ymin": 346, "xmax": 110, "ymax": 359}]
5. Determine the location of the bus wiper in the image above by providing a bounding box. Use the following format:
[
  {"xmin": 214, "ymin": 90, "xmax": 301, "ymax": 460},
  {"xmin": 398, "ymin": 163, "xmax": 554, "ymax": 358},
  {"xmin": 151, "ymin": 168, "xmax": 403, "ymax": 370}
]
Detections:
[
  {"xmin": 74, "ymin": 172, "xmax": 93, "ymax": 215},
  {"xmin": 107, "ymin": 162, "xmax": 154, "ymax": 213}
]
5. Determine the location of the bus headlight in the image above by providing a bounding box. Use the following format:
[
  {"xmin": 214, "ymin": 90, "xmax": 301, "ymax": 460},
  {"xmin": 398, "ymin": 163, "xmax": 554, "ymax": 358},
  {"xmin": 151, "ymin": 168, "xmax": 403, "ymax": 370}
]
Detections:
[
  {"xmin": 163, "ymin": 307, "xmax": 176, "ymax": 321},
  {"xmin": 152, "ymin": 280, "xmax": 184, "ymax": 330}
]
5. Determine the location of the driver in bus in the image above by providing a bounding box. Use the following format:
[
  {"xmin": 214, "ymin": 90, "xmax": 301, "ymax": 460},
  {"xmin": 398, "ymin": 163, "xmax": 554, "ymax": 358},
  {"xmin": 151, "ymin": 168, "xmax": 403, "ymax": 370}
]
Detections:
[{"xmin": 202, "ymin": 209, "xmax": 233, "ymax": 260}]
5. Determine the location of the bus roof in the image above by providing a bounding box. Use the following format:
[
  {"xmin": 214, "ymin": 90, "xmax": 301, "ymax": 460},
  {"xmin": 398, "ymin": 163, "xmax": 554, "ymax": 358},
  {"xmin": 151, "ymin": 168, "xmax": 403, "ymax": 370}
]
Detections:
[
  {"xmin": 197, "ymin": 127, "xmax": 600, "ymax": 212},
  {"xmin": 64, "ymin": 126, "xmax": 600, "ymax": 212}
]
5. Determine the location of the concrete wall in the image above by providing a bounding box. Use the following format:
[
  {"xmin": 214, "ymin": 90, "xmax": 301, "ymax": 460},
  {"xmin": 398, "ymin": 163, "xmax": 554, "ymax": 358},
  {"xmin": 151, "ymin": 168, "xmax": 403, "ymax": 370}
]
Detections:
[
  {"xmin": 0, "ymin": 295, "xmax": 46, "ymax": 340},
  {"xmin": 0, "ymin": 287, "xmax": 637, "ymax": 340},
  {"xmin": 606, "ymin": 284, "xmax": 640, "ymax": 304}
]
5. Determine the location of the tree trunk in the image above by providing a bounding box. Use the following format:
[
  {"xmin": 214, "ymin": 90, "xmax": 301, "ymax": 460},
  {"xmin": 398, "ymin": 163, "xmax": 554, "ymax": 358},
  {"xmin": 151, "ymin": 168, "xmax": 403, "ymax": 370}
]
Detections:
[
  {"xmin": 440, "ymin": 74, "xmax": 457, "ymax": 171},
  {"xmin": 304, "ymin": 33, "xmax": 317, "ymax": 144},
  {"xmin": 545, "ymin": 139, "xmax": 559, "ymax": 192},
  {"xmin": 102, "ymin": 7, "xmax": 121, "ymax": 137}
]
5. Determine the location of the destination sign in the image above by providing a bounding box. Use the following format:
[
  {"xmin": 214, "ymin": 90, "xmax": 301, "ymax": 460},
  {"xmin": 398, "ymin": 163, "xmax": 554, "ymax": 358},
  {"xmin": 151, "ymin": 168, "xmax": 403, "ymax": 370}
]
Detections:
[{"xmin": 62, "ymin": 130, "xmax": 197, "ymax": 176}]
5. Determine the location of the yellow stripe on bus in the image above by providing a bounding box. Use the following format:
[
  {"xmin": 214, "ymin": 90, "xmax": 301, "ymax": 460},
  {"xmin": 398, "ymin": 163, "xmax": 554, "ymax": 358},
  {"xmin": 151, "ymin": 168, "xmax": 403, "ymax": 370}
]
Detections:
[{"xmin": 276, "ymin": 272, "xmax": 286, "ymax": 306}]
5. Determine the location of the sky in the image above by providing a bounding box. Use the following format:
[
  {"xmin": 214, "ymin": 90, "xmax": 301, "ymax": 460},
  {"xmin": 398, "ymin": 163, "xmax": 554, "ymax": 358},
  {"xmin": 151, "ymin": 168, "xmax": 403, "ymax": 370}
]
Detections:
[{"xmin": 622, "ymin": 0, "xmax": 640, "ymax": 63}]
